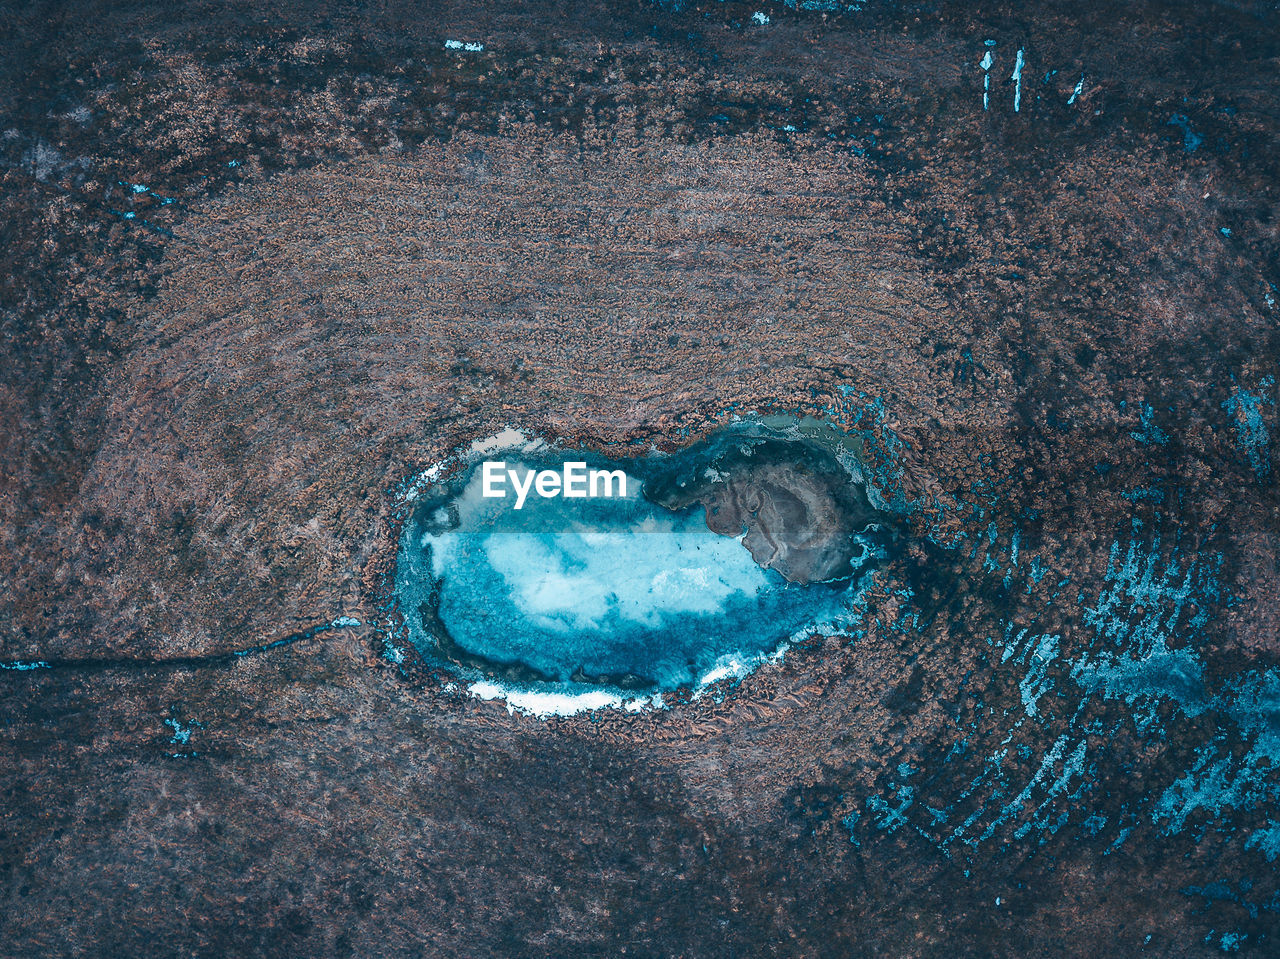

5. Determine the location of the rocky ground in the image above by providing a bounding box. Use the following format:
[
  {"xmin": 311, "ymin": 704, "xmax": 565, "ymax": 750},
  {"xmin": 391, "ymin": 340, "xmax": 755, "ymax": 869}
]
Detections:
[{"xmin": 1, "ymin": 0, "xmax": 1278, "ymax": 955}]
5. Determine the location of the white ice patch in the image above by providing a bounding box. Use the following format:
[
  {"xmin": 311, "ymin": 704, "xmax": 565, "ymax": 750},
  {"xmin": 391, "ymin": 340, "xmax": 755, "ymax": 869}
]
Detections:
[
  {"xmin": 467, "ymin": 680, "xmax": 661, "ymax": 717},
  {"xmin": 444, "ymin": 39, "xmax": 484, "ymax": 52},
  {"xmin": 697, "ymin": 656, "xmax": 751, "ymax": 688},
  {"xmin": 625, "ymin": 692, "xmax": 666, "ymax": 712},
  {"xmin": 980, "ymin": 49, "xmax": 994, "ymax": 111},
  {"xmin": 1012, "ymin": 48, "xmax": 1024, "ymax": 112},
  {"xmin": 752, "ymin": 11, "xmax": 770, "ymax": 24},
  {"xmin": 404, "ymin": 428, "xmax": 542, "ymax": 502},
  {"xmin": 468, "ymin": 427, "xmax": 537, "ymax": 456},
  {"xmin": 404, "ymin": 461, "xmax": 448, "ymax": 502},
  {"xmin": 693, "ymin": 641, "xmax": 792, "ymax": 697}
]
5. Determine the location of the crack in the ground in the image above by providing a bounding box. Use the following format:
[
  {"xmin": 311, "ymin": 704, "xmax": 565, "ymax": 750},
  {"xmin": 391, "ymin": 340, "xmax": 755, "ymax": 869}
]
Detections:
[{"xmin": 0, "ymin": 617, "xmax": 363, "ymax": 676}]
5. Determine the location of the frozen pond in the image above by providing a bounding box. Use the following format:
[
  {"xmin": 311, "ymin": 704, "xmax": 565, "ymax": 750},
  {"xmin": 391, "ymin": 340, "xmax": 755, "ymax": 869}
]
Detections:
[{"xmin": 394, "ymin": 418, "xmax": 892, "ymax": 699}]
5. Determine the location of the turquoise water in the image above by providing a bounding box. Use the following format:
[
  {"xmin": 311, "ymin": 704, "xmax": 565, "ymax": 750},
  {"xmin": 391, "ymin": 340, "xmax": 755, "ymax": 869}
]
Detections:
[{"xmin": 394, "ymin": 421, "xmax": 889, "ymax": 693}]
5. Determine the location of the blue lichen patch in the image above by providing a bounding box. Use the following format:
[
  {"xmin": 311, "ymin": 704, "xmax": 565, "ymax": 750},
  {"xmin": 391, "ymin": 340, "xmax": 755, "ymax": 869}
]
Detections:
[
  {"xmin": 1222, "ymin": 377, "xmax": 1275, "ymax": 481},
  {"xmin": 843, "ymin": 511, "xmax": 1277, "ymax": 933},
  {"xmin": 162, "ymin": 707, "xmax": 205, "ymax": 759}
]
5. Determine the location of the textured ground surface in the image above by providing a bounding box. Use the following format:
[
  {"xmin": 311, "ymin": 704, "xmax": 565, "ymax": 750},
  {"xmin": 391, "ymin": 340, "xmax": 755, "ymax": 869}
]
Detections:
[{"xmin": 2, "ymin": 0, "xmax": 1278, "ymax": 955}]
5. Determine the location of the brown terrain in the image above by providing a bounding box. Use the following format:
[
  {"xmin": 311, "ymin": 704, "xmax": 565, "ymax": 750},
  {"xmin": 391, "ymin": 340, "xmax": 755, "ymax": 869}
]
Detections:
[{"xmin": 1, "ymin": 0, "xmax": 1278, "ymax": 956}]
